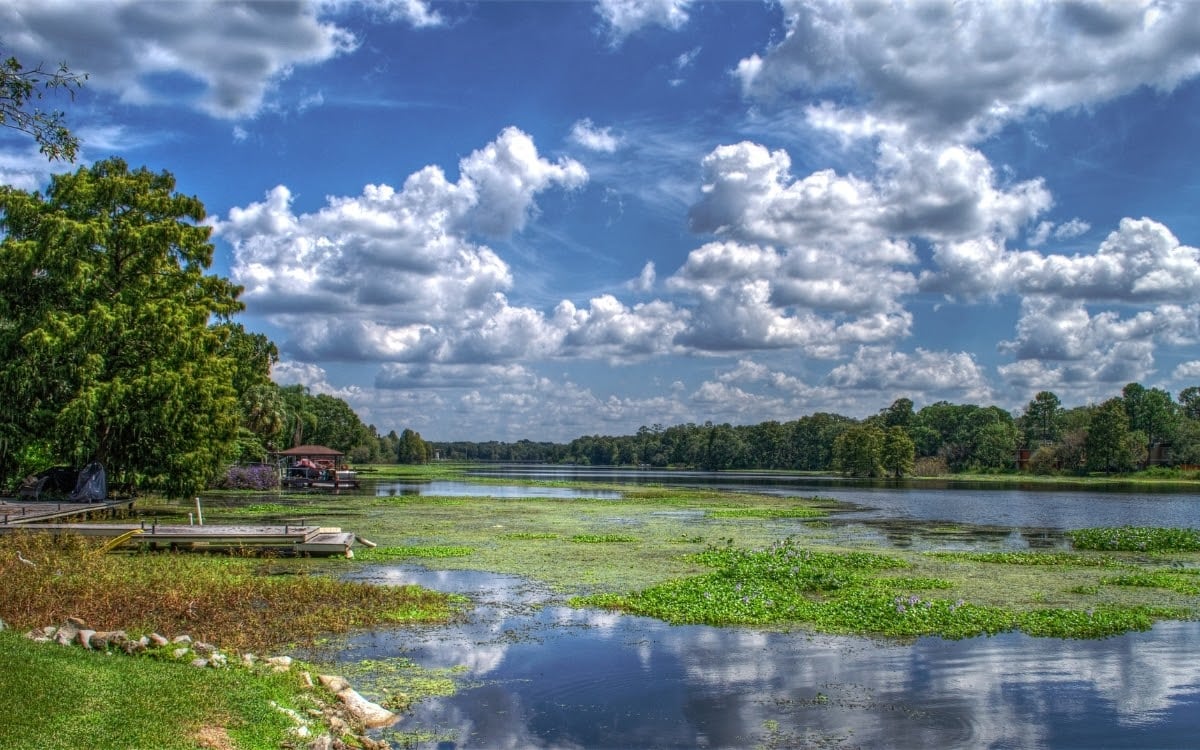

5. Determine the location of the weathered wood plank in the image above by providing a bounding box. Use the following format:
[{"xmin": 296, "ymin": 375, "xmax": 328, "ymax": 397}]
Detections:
[
  {"xmin": 0, "ymin": 499, "xmax": 133, "ymax": 525},
  {"xmin": 0, "ymin": 521, "xmax": 356, "ymax": 557}
]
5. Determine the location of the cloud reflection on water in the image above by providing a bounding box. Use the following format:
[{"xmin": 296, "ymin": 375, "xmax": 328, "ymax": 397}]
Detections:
[{"xmin": 337, "ymin": 566, "xmax": 1200, "ymax": 749}]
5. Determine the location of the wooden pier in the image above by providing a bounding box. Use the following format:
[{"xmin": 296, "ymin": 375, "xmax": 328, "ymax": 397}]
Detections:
[
  {"xmin": 0, "ymin": 498, "xmax": 133, "ymax": 526},
  {"xmin": 0, "ymin": 519, "xmax": 358, "ymax": 557},
  {"xmin": 1, "ymin": 495, "xmax": 362, "ymax": 557}
]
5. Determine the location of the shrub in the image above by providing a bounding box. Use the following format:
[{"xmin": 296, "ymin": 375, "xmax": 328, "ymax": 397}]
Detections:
[{"xmin": 215, "ymin": 464, "xmax": 279, "ymax": 491}]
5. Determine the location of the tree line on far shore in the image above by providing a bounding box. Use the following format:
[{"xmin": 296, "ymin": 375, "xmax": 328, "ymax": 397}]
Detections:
[{"xmin": 426, "ymin": 385, "xmax": 1200, "ymax": 477}]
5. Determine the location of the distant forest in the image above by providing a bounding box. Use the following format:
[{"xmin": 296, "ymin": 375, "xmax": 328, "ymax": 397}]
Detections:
[{"xmin": 423, "ymin": 383, "xmax": 1200, "ymax": 477}]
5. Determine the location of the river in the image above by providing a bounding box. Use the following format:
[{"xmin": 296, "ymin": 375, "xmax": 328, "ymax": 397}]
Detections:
[{"xmin": 330, "ymin": 470, "xmax": 1200, "ymax": 749}]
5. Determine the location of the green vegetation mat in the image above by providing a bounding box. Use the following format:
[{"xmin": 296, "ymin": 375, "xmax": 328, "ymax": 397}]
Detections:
[{"xmin": 188, "ymin": 481, "xmax": 1200, "ymax": 640}]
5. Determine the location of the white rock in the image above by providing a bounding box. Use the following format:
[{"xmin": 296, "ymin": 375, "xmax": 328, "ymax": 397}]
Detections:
[
  {"xmin": 318, "ymin": 675, "xmax": 349, "ymax": 692},
  {"xmin": 339, "ymin": 688, "xmax": 397, "ymax": 728}
]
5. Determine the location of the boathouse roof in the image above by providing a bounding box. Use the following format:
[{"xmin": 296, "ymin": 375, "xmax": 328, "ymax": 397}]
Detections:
[{"xmin": 275, "ymin": 445, "xmax": 344, "ymax": 457}]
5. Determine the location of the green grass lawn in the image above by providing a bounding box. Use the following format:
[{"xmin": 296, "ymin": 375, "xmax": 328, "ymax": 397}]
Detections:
[{"xmin": 0, "ymin": 630, "xmax": 303, "ymax": 750}]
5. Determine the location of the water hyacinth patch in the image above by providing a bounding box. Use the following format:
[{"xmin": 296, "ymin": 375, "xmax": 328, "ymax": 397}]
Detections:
[
  {"xmin": 1100, "ymin": 570, "xmax": 1200, "ymax": 595},
  {"xmin": 1068, "ymin": 526, "xmax": 1200, "ymax": 552},
  {"xmin": 573, "ymin": 537, "xmax": 1180, "ymax": 639},
  {"xmin": 705, "ymin": 507, "xmax": 827, "ymax": 519},
  {"xmin": 570, "ymin": 534, "xmax": 639, "ymax": 543},
  {"xmin": 928, "ymin": 551, "xmax": 1120, "ymax": 567},
  {"xmin": 358, "ymin": 546, "xmax": 475, "ymax": 561}
]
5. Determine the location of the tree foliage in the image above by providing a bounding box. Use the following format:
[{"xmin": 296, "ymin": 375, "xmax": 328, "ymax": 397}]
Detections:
[
  {"xmin": 0, "ymin": 159, "xmax": 243, "ymax": 495},
  {"xmin": 1, "ymin": 52, "xmax": 86, "ymax": 161},
  {"xmin": 1019, "ymin": 391, "xmax": 1063, "ymax": 445},
  {"xmin": 880, "ymin": 426, "xmax": 916, "ymax": 478},
  {"xmin": 1086, "ymin": 398, "xmax": 1137, "ymax": 474},
  {"xmin": 832, "ymin": 424, "xmax": 885, "ymax": 477},
  {"xmin": 397, "ymin": 428, "xmax": 429, "ymax": 464}
]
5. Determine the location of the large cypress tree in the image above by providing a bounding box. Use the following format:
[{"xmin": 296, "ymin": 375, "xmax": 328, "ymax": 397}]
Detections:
[{"xmin": 0, "ymin": 158, "xmax": 244, "ymax": 495}]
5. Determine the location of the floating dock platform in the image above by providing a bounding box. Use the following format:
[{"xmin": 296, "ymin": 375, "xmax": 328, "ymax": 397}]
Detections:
[
  {"xmin": 0, "ymin": 517, "xmax": 358, "ymax": 558},
  {"xmin": 0, "ymin": 498, "xmax": 134, "ymax": 526}
]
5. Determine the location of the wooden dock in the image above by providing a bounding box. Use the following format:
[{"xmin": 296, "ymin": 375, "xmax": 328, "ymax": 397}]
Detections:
[
  {"xmin": 0, "ymin": 520, "xmax": 358, "ymax": 557},
  {"xmin": 0, "ymin": 498, "xmax": 134, "ymax": 526},
  {"xmin": 1, "ymin": 496, "xmax": 360, "ymax": 557}
]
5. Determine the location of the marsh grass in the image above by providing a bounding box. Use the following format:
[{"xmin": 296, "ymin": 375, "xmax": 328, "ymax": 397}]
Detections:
[{"xmin": 0, "ymin": 531, "xmax": 456, "ymax": 653}]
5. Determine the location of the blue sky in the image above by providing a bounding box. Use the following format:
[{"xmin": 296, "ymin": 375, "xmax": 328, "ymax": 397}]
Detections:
[{"xmin": 4, "ymin": 0, "xmax": 1200, "ymax": 441}]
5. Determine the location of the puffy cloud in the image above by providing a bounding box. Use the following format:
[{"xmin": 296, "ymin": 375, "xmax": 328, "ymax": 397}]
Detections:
[
  {"xmin": 686, "ymin": 138, "xmax": 1044, "ymax": 252},
  {"xmin": 739, "ymin": 0, "xmax": 1200, "ymax": 142},
  {"xmin": 715, "ymin": 359, "xmax": 813, "ymax": 397},
  {"xmin": 1015, "ymin": 218, "xmax": 1200, "ymax": 303},
  {"xmin": 219, "ymin": 129, "xmax": 592, "ymax": 361},
  {"xmin": 628, "ymin": 261, "xmax": 657, "ymax": 293},
  {"xmin": 272, "ymin": 360, "xmax": 365, "ymax": 403},
  {"xmin": 0, "ymin": 0, "xmax": 360, "ymax": 118},
  {"xmin": 570, "ymin": 119, "xmax": 623, "ymax": 153},
  {"xmin": 875, "ymin": 142, "xmax": 1051, "ymax": 241},
  {"xmin": 826, "ymin": 347, "xmax": 993, "ymax": 404},
  {"xmin": 998, "ymin": 340, "xmax": 1155, "ymax": 390},
  {"xmin": 684, "ymin": 138, "xmax": 1050, "ymax": 313},
  {"xmin": 221, "ymin": 128, "xmax": 700, "ymax": 367},
  {"xmin": 595, "ymin": 0, "xmax": 692, "ymax": 41},
  {"xmin": 375, "ymin": 362, "xmax": 532, "ymax": 390},
  {"xmin": 998, "ymin": 295, "xmax": 1200, "ymax": 381},
  {"xmin": 458, "ymin": 128, "xmax": 588, "ymax": 237},
  {"xmin": 321, "ymin": 0, "xmax": 444, "ymax": 28},
  {"xmin": 1174, "ymin": 361, "xmax": 1200, "ymax": 381},
  {"xmin": 919, "ymin": 237, "xmax": 1027, "ymax": 300},
  {"xmin": 922, "ymin": 218, "xmax": 1200, "ymax": 305},
  {"xmin": 1028, "ymin": 218, "xmax": 1090, "ymax": 247},
  {"xmin": 406, "ymin": 370, "xmax": 692, "ymax": 441},
  {"xmin": 555, "ymin": 296, "xmax": 688, "ymax": 361}
]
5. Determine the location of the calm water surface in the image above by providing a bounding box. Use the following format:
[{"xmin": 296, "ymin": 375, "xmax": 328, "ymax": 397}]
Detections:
[
  {"xmin": 373, "ymin": 479, "xmax": 620, "ymax": 500},
  {"xmin": 335, "ymin": 567, "xmax": 1200, "ymax": 749},
  {"xmin": 470, "ymin": 466, "xmax": 1200, "ymax": 529},
  {"xmin": 322, "ymin": 469, "xmax": 1200, "ymax": 748}
]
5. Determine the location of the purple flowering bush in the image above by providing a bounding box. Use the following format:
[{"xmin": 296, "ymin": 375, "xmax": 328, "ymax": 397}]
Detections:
[{"xmin": 216, "ymin": 463, "xmax": 279, "ymax": 490}]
